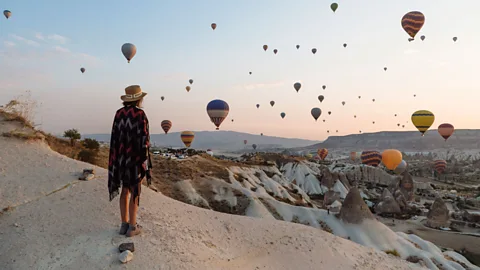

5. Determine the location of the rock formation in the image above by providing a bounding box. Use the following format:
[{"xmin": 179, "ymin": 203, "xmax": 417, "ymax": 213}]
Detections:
[
  {"xmin": 426, "ymin": 198, "xmax": 451, "ymax": 229},
  {"xmin": 339, "ymin": 187, "xmax": 375, "ymax": 224},
  {"xmin": 323, "ymin": 190, "xmax": 341, "ymax": 207},
  {"xmin": 375, "ymin": 189, "xmax": 401, "ymax": 215}
]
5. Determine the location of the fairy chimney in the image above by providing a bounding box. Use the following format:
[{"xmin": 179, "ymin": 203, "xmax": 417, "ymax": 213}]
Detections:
[
  {"xmin": 339, "ymin": 187, "xmax": 375, "ymax": 224},
  {"xmin": 426, "ymin": 197, "xmax": 450, "ymax": 229}
]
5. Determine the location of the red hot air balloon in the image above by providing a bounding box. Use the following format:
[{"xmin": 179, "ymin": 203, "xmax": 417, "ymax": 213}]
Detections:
[
  {"xmin": 438, "ymin": 123, "xmax": 454, "ymax": 141},
  {"xmin": 211, "ymin": 23, "xmax": 217, "ymax": 30},
  {"xmin": 434, "ymin": 160, "xmax": 447, "ymax": 174},
  {"xmin": 161, "ymin": 120, "xmax": 172, "ymax": 134},
  {"xmin": 317, "ymin": 148, "xmax": 328, "ymax": 160}
]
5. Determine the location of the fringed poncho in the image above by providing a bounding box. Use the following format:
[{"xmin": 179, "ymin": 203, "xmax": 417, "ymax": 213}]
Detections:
[{"xmin": 108, "ymin": 106, "xmax": 152, "ymax": 205}]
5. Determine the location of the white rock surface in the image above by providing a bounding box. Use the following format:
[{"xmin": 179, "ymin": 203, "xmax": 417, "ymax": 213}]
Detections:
[{"xmin": 118, "ymin": 250, "xmax": 133, "ymax": 264}]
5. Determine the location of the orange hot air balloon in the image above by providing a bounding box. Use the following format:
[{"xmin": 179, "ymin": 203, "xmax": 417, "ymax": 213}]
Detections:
[
  {"xmin": 263, "ymin": 45, "xmax": 268, "ymax": 51},
  {"xmin": 382, "ymin": 149, "xmax": 403, "ymax": 170},
  {"xmin": 211, "ymin": 23, "xmax": 217, "ymax": 30},
  {"xmin": 438, "ymin": 123, "xmax": 454, "ymax": 141},
  {"xmin": 350, "ymin": 151, "xmax": 357, "ymax": 161},
  {"xmin": 317, "ymin": 148, "xmax": 328, "ymax": 160}
]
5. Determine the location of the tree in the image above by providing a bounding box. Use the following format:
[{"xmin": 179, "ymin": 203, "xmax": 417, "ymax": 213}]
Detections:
[
  {"xmin": 63, "ymin": 129, "xmax": 81, "ymax": 146},
  {"xmin": 83, "ymin": 138, "xmax": 100, "ymax": 150}
]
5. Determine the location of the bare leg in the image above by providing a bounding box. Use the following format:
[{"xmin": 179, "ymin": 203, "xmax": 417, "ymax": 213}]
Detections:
[
  {"xmin": 128, "ymin": 181, "xmax": 142, "ymax": 226},
  {"xmin": 120, "ymin": 187, "xmax": 130, "ymax": 223}
]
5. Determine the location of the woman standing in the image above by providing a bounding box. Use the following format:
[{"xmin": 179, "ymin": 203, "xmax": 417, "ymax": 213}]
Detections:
[{"xmin": 108, "ymin": 85, "xmax": 152, "ymax": 237}]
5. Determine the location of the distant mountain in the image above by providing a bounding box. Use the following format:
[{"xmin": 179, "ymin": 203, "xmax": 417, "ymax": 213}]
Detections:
[
  {"xmin": 84, "ymin": 131, "xmax": 321, "ymax": 151},
  {"xmin": 292, "ymin": 129, "xmax": 480, "ymax": 152}
]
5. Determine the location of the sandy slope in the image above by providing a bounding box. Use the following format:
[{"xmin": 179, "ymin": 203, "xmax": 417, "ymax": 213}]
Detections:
[{"xmin": 0, "ymin": 129, "xmax": 420, "ymax": 269}]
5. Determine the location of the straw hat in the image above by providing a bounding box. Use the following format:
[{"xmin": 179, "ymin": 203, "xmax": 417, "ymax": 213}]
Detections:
[{"xmin": 121, "ymin": 85, "xmax": 147, "ymax": 102}]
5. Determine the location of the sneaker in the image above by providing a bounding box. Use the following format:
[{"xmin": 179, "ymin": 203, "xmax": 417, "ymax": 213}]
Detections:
[
  {"xmin": 119, "ymin": 222, "xmax": 129, "ymax": 235},
  {"xmin": 126, "ymin": 224, "xmax": 142, "ymax": 237}
]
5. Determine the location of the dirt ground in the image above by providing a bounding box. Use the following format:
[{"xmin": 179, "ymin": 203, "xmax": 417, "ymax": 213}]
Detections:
[{"xmin": 378, "ymin": 216, "xmax": 480, "ymax": 266}]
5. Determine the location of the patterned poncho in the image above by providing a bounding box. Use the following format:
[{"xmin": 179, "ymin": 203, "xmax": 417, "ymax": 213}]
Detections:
[{"xmin": 108, "ymin": 106, "xmax": 152, "ymax": 205}]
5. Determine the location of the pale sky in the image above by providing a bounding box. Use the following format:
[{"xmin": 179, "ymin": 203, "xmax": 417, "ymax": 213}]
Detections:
[{"xmin": 1, "ymin": 0, "xmax": 479, "ymax": 140}]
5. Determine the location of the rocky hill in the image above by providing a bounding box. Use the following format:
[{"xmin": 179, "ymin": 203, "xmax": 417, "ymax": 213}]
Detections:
[
  {"xmin": 295, "ymin": 130, "xmax": 480, "ymax": 152},
  {"xmin": 85, "ymin": 131, "xmax": 320, "ymax": 151}
]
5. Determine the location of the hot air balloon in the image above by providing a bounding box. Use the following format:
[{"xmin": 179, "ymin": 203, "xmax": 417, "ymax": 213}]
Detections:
[
  {"xmin": 256, "ymin": 104, "xmax": 260, "ymax": 109},
  {"xmin": 401, "ymin": 11, "xmax": 425, "ymax": 39},
  {"xmin": 80, "ymin": 68, "xmax": 85, "ymax": 73},
  {"xmin": 381, "ymin": 149, "xmax": 402, "ymax": 170},
  {"xmin": 359, "ymin": 130, "xmax": 362, "ymax": 133},
  {"xmin": 189, "ymin": 79, "xmax": 193, "ymax": 84},
  {"xmin": 350, "ymin": 152, "xmax": 357, "ymax": 161},
  {"xmin": 394, "ymin": 160, "xmax": 407, "ymax": 174},
  {"xmin": 323, "ymin": 120, "xmax": 326, "ymax": 122},
  {"xmin": 252, "ymin": 144, "xmax": 257, "ymax": 150},
  {"xmin": 231, "ymin": 119, "xmax": 234, "ymax": 122},
  {"xmin": 354, "ymin": 115, "xmax": 356, "ymax": 118},
  {"xmin": 342, "ymin": 101, "xmax": 345, "ymax": 106},
  {"xmin": 121, "ymin": 43, "xmax": 137, "ymax": 63},
  {"xmin": 394, "ymin": 114, "xmax": 397, "ymax": 117},
  {"xmin": 384, "ymin": 67, "xmax": 387, "ymax": 71},
  {"xmin": 270, "ymin": 101, "xmax": 275, "ymax": 107},
  {"xmin": 294, "ymin": 82, "xmax": 301, "ymax": 92},
  {"xmin": 343, "ymin": 43, "xmax": 347, "ymax": 48},
  {"xmin": 453, "ymin": 37, "xmax": 457, "ymax": 42},
  {"xmin": 438, "ymin": 123, "xmax": 454, "ymax": 141},
  {"xmin": 273, "ymin": 49, "xmax": 278, "ymax": 54},
  {"xmin": 211, "ymin": 23, "xmax": 217, "ymax": 30},
  {"xmin": 361, "ymin": 151, "xmax": 382, "ymax": 167},
  {"xmin": 372, "ymin": 99, "xmax": 375, "ymax": 102},
  {"xmin": 260, "ymin": 133, "xmax": 263, "ymax": 136},
  {"xmin": 402, "ymin": 125, "xmax": 405, "ymax": 128},
  {"xmin": 318, "ymin": 148, "xmax": 328, "ymax": 160},
  {"xmin": 414, "ymin": 94, "xmax": 416, "ymax": 97},
  {"xmin": 3, "ymin": 10, "xmax": 11, "ymax": 19},
  {"xmin": 318, "ymin": 95, "xmax": 324, "ymax": 102},
  {"xmin": 311, "ymin": 108, "xmax": 322, "ymax": 121},
  {"xmin": 328, "ymin": 111, "xmax": 331, "ymax": 115},
  {"xmin": 312, "ymin": 48, "xmax": 317, "ymax": 54},
  {"xmin": 336, "ymin": 130, "xmax": 338, "ymax": 133},
  {"xmin": 408, "ymin": 38, "xmax": 414, "ymax": 42},
  {"xmin": 244, "ymin": 140, "xmax": 247, "ymax": 145},
  {"xmin": 161, "ymin": 96, "xmax": 164, "ymax": 101},
  {"xmin": 207, "ymin": 99, "xmax": 229, "ymax": 130},
  {"xmin": 322, "ymin": 85, "xmax": 326, "ymax": 90},
  {"xmin": 421, "ymin": 35, "xmax": 426, "ymax": 41},
  {"xmin": 411, "ymin": 110, "xmax": 435, "ymax": 136},
  {"xmin": 397, "ymin": 123, "xmax": 400, "ymax": 127},
  {"xmin": 161, "ymin": 120, "xmax": 172, "ymax": 134},
  {"xmin": 263, "ymin": 45, "xmax": 268, "ymax": 51},
  {"xmin": 249, "ymin": 72, "xmax": 252, "ymax": 75},
  {"xmin": 330, "ymin": 3, "xmax": 338, "ymax": 12},
  {"xmin": 280, "ymin": 112, "xmax": 286, "ymax": 119},
  {"xmin": 358, "ymin": 96, "xmax": 361, "ymax": 99},
  {"xmin": 186, "ymin": 86, "xmax": 191, "ymax": 92},
  {"xmin": 434, "ymin": 160, "xmax": 447, "ymax": 174},
  {"xmin": 296, "ymin": 45, "xmax": 300, "ymax": 49},
  {"xmin": 180, "ymin": 131, "xmax": 195, "ymax": 148},
  {"xmin": 372, "ymin": 121, "xmax": 375, "ymax": 124}
]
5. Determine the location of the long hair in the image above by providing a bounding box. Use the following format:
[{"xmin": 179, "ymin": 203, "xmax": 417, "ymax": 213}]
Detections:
[{"xmin": 122, "ymin": 97, "xmax": 143, "ymax": 108}]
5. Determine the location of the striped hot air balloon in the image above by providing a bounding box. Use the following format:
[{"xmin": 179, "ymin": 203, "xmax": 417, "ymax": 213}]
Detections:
[
  {"xmin": 317, "ymin": 148, "xmax": 328, "ymax": 160},
  {"xmin": 161, "ymin": 120, "xmax": 172, "ymax": 134},
  {"xmin": 206, "ymin": 99, "xmax": 229, "ymax": 130},
  {"xmin": 411, "ymin": 110, "xmax": 435, "ymax": 136},
  {"xmin": 434, "ymin": 160, "xmax": 447, "ymax": 174},
  {"xmin": 361, "ymin": 151, "xmax": 382, "ymax": 167},
  {"xmin": 180, "ymin": 131, "xmax": 195, "ymax": 148},
  {"xmin": 401, "ymin": 11, "xmax": 425, "ymax": 39},
  {"xmin": 438, "ymin": 123, "xmax": 454, "ymax": 141}
]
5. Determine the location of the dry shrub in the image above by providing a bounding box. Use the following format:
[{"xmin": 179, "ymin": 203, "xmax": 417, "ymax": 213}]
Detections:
[
  {"xmin": 0, "ymin": 90, "xmax": 39, "ymax": 128},
  {"xmin": 77, "ymin": 149, "xmax": 98, "ymax": 164},
  {"xmin": 385, "ymin": 249, "xmax": 400, "ymax": 257},
  {"xmin": 2, "ymin": 130, "xmax": 44, "ymax": 141}
]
